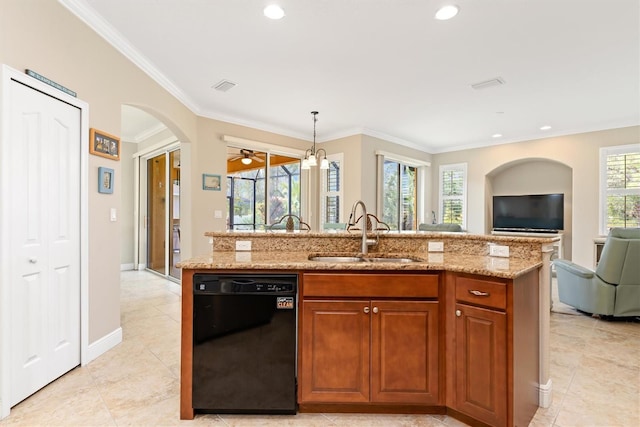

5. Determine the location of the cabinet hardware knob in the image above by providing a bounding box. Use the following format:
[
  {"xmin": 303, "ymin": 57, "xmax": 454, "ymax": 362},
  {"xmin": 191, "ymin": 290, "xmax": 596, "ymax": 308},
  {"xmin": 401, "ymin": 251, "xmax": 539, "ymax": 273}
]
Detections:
[
  {"xmin": 363, "ymin": 307, "xmax": 370, "ymax": 314},
  {"xmin": 468, "ymin": 289, "xmax": 490, "ymax": 297},
  {"xmin": 29, "ymin": 257, "xmax": 37, "ymax": 264},
  {"xmin": 372, "ymin": 306, "xmax": 379, "ymax": 314},
  {"xmin": 455, "ymin": 310, "xmax": 462, "ymax": 317}
]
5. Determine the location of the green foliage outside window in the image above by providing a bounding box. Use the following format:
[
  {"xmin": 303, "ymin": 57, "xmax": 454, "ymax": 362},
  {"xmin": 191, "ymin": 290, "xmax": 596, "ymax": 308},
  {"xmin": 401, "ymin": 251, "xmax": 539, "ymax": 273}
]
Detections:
[
  {"xmin": 606, "ymin": 152, "xmax": 640, "ymax": 230},
  {"xmin": 441, "ymin": 168, "xmax": 464, "ymax": 226},
  {"xmin": 382, "ymin": 161, "xmax": 416, "ymax": 230}
]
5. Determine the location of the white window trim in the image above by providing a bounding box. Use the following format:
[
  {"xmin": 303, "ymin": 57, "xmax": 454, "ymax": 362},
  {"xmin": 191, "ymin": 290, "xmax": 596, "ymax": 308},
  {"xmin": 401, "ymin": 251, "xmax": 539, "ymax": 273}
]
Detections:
[
  {"xmin": 319, "ymin": 153, "xmax": 344, "ymax": 228},
  {"xmin": 599, "ymin": 143, "xmax": 640, "ymax": 235},
  {"xmin": 438, "ymin": 163, "xmax": 467, "ymax": 229}
]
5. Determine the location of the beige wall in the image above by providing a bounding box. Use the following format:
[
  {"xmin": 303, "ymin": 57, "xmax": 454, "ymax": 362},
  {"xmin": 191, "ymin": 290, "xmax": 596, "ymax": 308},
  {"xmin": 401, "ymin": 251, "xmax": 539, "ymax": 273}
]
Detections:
[
  {"xmin": 120, "ymin": 141, "xmax": 137, "ymax": 266},
  {"xmin": 191, "ymin": 117, "xmax": 309, "ymax": 256},
  {"xmin": 1, "ymin": 0, "xmax": 197, "ymax": 343},
  {"xmin": 431, "ymin": 126, "xmax": 640, "ymax": 266},
  {"xmin": 4, "ymin": 0, "xmax": 637, "ymax": 350}
]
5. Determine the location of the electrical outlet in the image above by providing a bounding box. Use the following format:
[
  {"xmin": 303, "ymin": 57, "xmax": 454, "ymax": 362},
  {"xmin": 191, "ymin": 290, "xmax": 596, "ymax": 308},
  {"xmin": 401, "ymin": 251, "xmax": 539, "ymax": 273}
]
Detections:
[
  {"xmin": 428, "ymin": 253, "xmax": 444, "ymax": 263},
  {"xmin": 490, "ymin": 257, "xmax": 510, "ymax": 270},
  {"xmin": 489, "ymin": 244, "xmax": 510, "ymax": 257},
  {"xmin": 235, "ymin": 240, "xmax": 252, "ymax": 251},
  {"xmin": 428, "ymin": 241, "xmax": 444, "ymax": 252}
]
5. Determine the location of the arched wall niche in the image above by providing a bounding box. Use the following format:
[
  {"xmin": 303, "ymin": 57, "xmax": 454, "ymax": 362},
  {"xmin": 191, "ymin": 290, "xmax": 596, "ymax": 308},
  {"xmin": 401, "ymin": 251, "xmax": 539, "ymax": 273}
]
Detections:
[{"xmin": 486, "ymin": 158, "xmax": 573, "ymax": 260}]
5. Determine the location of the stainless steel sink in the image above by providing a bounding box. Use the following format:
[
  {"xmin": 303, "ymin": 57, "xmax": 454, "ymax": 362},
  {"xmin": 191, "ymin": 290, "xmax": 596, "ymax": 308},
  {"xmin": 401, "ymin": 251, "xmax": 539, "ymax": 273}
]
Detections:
[
  {"xmin": 308, "ymin": 256, "xmax": 364, "ymax": 263},
  {"xmin": 363, "ymin": 257, "xmax": 416, "ymax": 263},
  {"xmin": 308, "ymin": 255, "xmax": 418, "ymax": 263}
]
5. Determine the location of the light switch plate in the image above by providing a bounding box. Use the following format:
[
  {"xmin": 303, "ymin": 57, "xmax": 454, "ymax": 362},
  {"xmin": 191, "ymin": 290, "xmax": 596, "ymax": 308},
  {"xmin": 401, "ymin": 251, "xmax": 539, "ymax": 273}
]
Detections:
[
  {"xmin": 489, "ymin": 244, "xmax": 510, "ymax": 257},
  {"xmin": 428, "ymin": 241, "xmax": 444, "ymax": 252},
  {"xmin": 110, "ymin": 208, "xmax": 117, "ymax": 222},
  {"xmin": 235, "ymin": 240, "xmax": 252, "ymax": 251},
  {"xmin": 214, "ymin": 210, "xmax": 222, "ymax": 219}
]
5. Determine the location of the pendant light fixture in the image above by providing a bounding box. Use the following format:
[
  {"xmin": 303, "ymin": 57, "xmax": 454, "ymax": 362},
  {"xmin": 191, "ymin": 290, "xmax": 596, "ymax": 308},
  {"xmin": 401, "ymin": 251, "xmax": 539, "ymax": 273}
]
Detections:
[{"xmin": 301, "ymin": 111, "xmax": 329, "ymax": 170}]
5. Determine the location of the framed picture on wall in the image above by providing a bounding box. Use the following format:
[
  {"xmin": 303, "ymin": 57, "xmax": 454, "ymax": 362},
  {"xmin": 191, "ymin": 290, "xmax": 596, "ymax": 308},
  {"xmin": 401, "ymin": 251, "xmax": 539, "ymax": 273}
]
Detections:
[
  {"xmin": 202, "ymin": 173, "xmax": 221, "ymax": 191},
  {"xmin": 90, "ymin": 128, "xmax": 120, "ymax": 160},
  {"xmin": 98, "ymin": 167, "xmax": 114, "ymax": 194}
]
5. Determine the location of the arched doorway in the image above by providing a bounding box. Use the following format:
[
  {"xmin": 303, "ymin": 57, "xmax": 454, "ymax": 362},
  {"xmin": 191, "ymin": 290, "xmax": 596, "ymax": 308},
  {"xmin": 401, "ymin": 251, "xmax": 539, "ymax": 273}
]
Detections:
[{"xmin": 122, "ymin": 105, "xmax": 189, "ymax": 281}]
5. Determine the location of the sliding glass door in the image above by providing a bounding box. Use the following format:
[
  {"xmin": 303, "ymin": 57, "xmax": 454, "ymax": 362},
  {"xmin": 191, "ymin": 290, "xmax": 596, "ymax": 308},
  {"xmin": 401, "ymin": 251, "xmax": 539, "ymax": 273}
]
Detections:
[{"xmin": 147, "ymin": 149, "xmax": 181, "ymax": 279}]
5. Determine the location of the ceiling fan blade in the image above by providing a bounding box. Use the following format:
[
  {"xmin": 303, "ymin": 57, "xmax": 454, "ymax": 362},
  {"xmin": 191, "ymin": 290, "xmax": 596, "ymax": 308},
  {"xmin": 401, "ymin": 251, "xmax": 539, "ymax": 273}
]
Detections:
[{"xmin": 228, "ymin": 155, "xmax": 242, "ymax": 161}]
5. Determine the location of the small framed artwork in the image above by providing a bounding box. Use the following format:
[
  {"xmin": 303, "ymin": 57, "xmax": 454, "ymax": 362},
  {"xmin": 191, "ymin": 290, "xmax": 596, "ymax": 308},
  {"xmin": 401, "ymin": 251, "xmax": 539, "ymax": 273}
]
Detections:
[
  {"xmin": 202, "ymin": 173, "xmax": 221, "ymax": 191},
  {"xmin": 90, "ymin": 128, "xmax": 120, "ymax": 161},
  {"xmin": 98, "ymin": 167, "xmax": 114, "ymax": 194}
]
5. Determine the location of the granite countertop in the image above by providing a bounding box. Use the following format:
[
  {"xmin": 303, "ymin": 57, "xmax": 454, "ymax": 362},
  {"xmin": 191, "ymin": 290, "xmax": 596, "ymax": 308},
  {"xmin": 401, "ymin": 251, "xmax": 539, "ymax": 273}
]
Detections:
[{"xmin": 177, "ymin": 251, "xmax": 542, "ymax": 279}]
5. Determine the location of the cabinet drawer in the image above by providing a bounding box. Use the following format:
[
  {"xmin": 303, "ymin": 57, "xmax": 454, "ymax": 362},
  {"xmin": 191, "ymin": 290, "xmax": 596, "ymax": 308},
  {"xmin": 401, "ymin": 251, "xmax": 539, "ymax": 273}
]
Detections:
[
  {"xmin": 455, "ymin": 276, "xmax": 506, "ymax": 310},
  {"xmin": 303, "ymin": 273, "xmax": 439, "ymax": 298}
]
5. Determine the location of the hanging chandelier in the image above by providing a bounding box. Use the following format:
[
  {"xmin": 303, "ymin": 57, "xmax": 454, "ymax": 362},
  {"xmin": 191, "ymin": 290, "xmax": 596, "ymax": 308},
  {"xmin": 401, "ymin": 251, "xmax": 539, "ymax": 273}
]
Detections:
[{"xmin": 301, "ymin": 111, "xmax": 329, "ymax": 170}]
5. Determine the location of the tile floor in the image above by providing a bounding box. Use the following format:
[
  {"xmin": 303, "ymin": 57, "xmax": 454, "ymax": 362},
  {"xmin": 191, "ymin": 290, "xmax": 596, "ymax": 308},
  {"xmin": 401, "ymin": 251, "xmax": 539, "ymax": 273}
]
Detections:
[{"xmin": 1, "ymin": 270, "xmax": 638, "ymax": 426}]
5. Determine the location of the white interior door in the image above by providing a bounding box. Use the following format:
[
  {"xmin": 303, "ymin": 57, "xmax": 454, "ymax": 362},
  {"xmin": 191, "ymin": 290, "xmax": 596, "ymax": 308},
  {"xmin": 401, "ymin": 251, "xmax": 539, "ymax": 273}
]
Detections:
[{"xmin": 8, "ymin": 80, "xmax": 81, "ymax": 406}]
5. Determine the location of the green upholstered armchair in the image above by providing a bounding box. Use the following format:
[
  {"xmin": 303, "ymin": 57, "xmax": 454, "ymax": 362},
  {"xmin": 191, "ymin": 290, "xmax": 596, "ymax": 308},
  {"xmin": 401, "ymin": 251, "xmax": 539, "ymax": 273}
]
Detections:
[{"xmin": 555, "ymin": 228, "xmax": 640, "ymax": 317}]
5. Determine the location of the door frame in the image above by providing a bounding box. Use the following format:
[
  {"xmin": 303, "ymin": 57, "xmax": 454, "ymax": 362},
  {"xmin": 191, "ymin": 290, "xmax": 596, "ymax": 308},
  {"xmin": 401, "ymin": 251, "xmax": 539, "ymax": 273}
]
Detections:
[
  {"xmin": 133, "ymin": 139, "xmax": 179, "ymax": 278},
  {"xmin": 0, "ymin": 65, "xmax": 89, "ymax": 418}
]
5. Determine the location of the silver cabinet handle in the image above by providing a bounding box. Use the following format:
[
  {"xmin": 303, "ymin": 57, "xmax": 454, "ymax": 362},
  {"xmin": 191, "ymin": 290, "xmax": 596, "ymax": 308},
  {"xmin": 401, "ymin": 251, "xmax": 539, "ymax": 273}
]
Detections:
[
  {"xmin": 455, "ymin": 310, "xmax": 462, "ymax": 317},
  {"xmin": 469, "ymin": 289, "xmax": 490, "ymax": 297},
  {"xmin": 29, "ymin": 257, "xmax": 37, "ymax": 264},
  {"xmin": 372, "ymin": 306, "xmax": 379, "ymax": 314},
  {"xmin": 364, "ymin": 306, "xmax": 370, "ymax": 314}
]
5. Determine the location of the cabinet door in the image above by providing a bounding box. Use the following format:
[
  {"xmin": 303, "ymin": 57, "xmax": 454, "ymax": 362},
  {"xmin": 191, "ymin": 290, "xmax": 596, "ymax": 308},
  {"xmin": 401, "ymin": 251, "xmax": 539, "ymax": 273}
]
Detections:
[
  {"xmin": 299, "ymin": 300, "xmax": 370, "ymax": 403},
  {"xmin": 455, "ymin": 304, "xmax": 507, "ymax": 427},
  {"xmin": 371, "ymin": 301, "xmax": 439, "ymax": 404}
]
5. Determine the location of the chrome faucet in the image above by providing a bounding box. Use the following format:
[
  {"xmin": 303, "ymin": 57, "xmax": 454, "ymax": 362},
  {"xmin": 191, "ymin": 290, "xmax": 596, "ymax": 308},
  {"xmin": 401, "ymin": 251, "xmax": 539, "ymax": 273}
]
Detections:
[{"xmin": 349, "ymin": 200, "xmax": 377, "ymax": 255}]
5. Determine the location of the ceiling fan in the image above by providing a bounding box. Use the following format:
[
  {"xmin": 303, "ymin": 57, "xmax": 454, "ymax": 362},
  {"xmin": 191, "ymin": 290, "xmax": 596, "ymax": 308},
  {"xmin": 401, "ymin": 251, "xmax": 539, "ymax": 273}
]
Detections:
[{"xmin": 228, "ymin": 149, "xmax": 265, "ymax": 165}]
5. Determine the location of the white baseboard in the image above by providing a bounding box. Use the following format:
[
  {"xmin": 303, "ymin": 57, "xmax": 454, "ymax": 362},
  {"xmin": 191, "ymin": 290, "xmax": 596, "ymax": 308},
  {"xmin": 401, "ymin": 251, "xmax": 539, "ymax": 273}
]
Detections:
[
  {"xmin": 538, "ymin": 378, "xmax": 553, "ymax": 408},
  {"xmin": 83, "ymin": 327, "xmax": 122, "ymax": 366},
  {"xmin": 137, "ymin": 263, "xmax": 146, "ymax": 270},
  {"xmin": 120, "ymin": 263, "xmax": 135, "ymax": 271}
]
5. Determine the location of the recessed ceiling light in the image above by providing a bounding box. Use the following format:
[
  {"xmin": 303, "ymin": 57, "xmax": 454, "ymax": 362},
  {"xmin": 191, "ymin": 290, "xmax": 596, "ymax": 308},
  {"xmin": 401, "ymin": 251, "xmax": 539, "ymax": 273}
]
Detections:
[
  {"xmin": 435, "ymin": 5, "xmax": 459, "ymax": 20},
  {"xmin": 264, "ymin": 4, "xmax": 285, "ymax": 20},
  {"xmin": 492, "ymin": 133, "xmax": 503, "ymax": 138},
  {"xmin": 540, "ymin": 125, "xmax": 552, "ymax": 131}
]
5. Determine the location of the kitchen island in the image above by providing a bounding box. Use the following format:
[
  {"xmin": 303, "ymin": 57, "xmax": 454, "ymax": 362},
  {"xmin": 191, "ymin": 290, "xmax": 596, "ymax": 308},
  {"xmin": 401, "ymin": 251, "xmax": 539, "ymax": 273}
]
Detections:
[{"xmin": 178, "ymin": 231, "xmax": 557, "ymax": 427}]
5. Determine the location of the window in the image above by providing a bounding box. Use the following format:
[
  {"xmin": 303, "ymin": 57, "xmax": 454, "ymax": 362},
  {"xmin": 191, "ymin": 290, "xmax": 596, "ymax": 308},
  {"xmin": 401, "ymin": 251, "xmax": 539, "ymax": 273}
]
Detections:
[
  {"xmin": 227, "ymin": 149, "xmax": 301, "ymax": 230},
  {"xmin": 320, "ymin": 153, "xmax": 343, "ymax": 228},
  {"xmin": 382, "ymin": 160, "xmax": 417, "ymax": 230},
  {"xmin": 600, "ymin": 144, "xmax": 640, "ymax": 234},
  {"xmin": 438, "ymin": 163, "xmax": 467, "ymax": 228},
  {"xmin": 375, "ymin": 151, "xmax": 429, "ymax": 231}
]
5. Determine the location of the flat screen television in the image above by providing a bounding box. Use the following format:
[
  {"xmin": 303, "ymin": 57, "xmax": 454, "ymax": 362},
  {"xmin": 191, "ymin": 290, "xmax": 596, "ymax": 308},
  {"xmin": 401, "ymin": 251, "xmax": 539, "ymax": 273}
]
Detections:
[{"xmin": 492, "ymin": 193, "xmax": 564, "ymax": 233}]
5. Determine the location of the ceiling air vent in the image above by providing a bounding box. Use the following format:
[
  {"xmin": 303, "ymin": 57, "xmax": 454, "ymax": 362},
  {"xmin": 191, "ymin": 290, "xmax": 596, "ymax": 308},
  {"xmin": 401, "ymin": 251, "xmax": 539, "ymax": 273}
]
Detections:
[
  {"xmin": 213, "ymin": 79, "xmax": 237, "ymax": 92},
  {"xmin": 471, "ymin": 77, "xmax": 505, "ymax": 90}
]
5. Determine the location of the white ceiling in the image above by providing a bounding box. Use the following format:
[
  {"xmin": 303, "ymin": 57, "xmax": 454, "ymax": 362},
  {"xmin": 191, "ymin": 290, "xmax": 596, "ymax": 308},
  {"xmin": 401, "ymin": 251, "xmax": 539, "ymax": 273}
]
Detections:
[{"xmin": 63, "ymin": 0, "xmax": 639, "ymax": 152}]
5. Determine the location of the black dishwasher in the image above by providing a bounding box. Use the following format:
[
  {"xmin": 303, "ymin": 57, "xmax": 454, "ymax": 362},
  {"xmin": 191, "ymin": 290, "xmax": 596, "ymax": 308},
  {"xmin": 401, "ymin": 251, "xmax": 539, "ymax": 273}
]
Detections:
[{"xmin": 192, "ymin": 273, "xmax": 298, "ymax": 414}]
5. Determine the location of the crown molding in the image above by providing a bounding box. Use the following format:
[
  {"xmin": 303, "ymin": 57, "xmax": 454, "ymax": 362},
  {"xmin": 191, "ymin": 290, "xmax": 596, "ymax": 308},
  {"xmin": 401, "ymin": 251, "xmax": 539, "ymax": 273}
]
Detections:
[{"xmin": 58, "ymin": 0, "xmax": 202, "ymax": 115}]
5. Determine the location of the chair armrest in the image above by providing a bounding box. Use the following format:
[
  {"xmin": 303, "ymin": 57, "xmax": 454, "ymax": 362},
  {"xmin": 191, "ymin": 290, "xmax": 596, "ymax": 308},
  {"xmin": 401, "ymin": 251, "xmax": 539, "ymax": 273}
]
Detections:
[{"xmin": 553, "ymin": 259, "xmax": 594, "ymax": 279}]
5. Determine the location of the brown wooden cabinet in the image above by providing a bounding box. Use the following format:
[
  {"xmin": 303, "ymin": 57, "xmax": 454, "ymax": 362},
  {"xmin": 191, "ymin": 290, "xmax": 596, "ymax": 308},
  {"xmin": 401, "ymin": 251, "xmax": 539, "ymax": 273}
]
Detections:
[
  {"xmin": 445, "ymin": 271, "xmax": 540, "ymax": 427},
  {"xmin": 371, "ymin": 300, "xmax": 439, "ymax": 404},
  {"xmin": 300, "ymin": 300, "xmax": 371, "ymax": 403},
  {"xmin": 299, "ymin": 273, "xmax": 440, "ymax": 408},
  {"xmin": 454, "ymin": 303, "xmax": 507, "ymax": 427}
]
